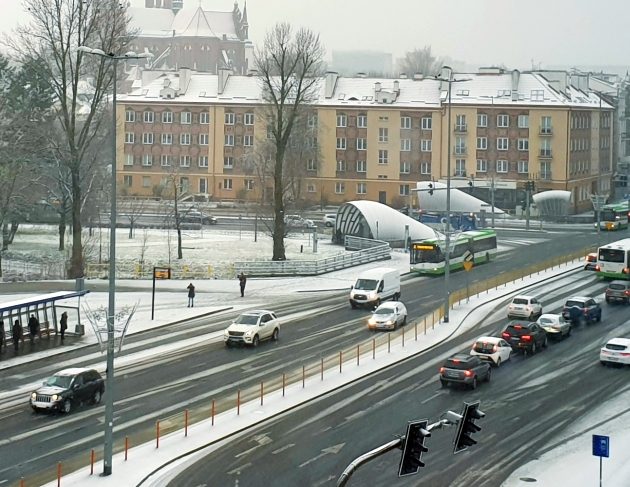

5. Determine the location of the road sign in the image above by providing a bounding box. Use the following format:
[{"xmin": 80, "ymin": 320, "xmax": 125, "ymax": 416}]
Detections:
[
  {"xmin": 154, "ymin": 267, "xmax": 171, "ymax": 279},
  {"xmin": 462, "ymin": 250, "xmax": 474, "ymax": 271},
  {"xmin": 593, "ymin": 435, "xmax": 609, "ymax": 458}
]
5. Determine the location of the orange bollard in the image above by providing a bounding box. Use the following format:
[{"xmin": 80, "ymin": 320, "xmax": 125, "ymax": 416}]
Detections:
[
  {"xmin": 20, "ymin": 478, "xmax": 25, "ymax": 487},
  {"xmin": 125, "ymin": 436, "xmax": 129, "ymax": 461},
  {"xmin": 211, "ymin": 399, "xmax": 215, "ymax": 426},
  {"xmin": 184, "ymin": 409, "xmax": 189, "ymax": 437},
  {"xmin": 57, "ymin": 462, "xmax": 61, "ymax": 487},
  {"xmin": 90, "ymin": 449, "xmax": 95, "ymax": 475},
  {"xmin": 339, "ymin": 351, "xmax": 342, "ymax": 373},
  {"xmin": 156, "ymin": 421, "xmax": 160, "ymax": 449},
  {"xmin": 282, "ymin": 373, "xmax": 286, "ymax": 397}
]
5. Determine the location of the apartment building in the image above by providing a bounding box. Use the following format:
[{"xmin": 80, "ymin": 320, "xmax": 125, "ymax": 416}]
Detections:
[{"xmin": 117, "ymin": 68, "xmax": 613, "ymax": 214}]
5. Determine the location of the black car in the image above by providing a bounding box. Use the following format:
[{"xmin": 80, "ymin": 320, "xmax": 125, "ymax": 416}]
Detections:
[
  {"xmin": 501, "ymin": 320, "xmax": 548, "ymax": 355},
  {"xmin": 439, "ymin": 354, "xmax": 491, "ymax": 390},
  {"xmin": 179, "ymin": 210, "xmax": 217, "ymax": 225},
  {"xmin": 30, "ymin": 368, "xmax": 104, "ymax": 414}
]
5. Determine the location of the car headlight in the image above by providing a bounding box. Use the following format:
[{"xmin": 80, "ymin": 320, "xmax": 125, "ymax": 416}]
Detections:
[
  {"xmin": 386, "ymin": 320, "xmax": 394, "ymax": 325},
  {"xmin": 224, "ymin": 330, "xmax": 229, "ymax": 336},
  {"xmin": 51, "ymin": 394, "xmax": 60, "ymax": 402},
  {"xmin": 31, "ymin": 392, "xmax": 36, "ymax": 400},
  {"xmin": 368, "ymin": 319, "xmax": 376, "ymax": 325},
  {"xmin": 245, "ymin": 330, "xmax": 254, "ymax": 336}
]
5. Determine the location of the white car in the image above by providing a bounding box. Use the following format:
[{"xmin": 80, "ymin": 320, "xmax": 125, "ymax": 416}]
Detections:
[
  {"xmin": 600, "ymin": 338, "xmax": 630, "ymax": 366},
  {"xmin": 285, "ymin": 215, "xmax": 315, "ymax": 228},
  {"xmin": 367, "ymin": 301, "xmax": 407, "ymax": 330},
  {"xmin": 224, "ymin": 310, "xmax": 280, "ymax": 347},
  {"xmin": 507, "ymin": 295, "xmax": 543, "ymax": 320},
  {"xmin": 536, "ymin": 313, "xmax": 571, "ymax": 339},
  {"xmin": 470, "ymin": 336, "xmax": 512, "ymax": 366},
  {"xmin": 322, "ymin": 214, "xmax": 337, "ymax": 227}
]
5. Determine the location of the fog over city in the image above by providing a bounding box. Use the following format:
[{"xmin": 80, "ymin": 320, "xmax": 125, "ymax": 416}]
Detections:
[{"xmin": 1, "ymin": 0, "xmax": 629, "ymax": 71}]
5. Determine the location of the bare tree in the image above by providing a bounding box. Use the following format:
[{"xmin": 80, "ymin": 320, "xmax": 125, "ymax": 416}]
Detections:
[
  {"xmin": 3, "ymin": 0, "xmax": 134, "ymax": 278},
  {"xmin": 119, "ymin": 198, "xmax": 147, "ymax": 239},
  {"xmin": 398, "ymin": 46, "xmax": 443, "ymax": 77},
  {"xmin": 255, "ymin": 23, "xmax": 325, "ymax": 261}
]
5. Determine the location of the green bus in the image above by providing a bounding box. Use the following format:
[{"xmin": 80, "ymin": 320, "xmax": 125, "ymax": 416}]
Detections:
[{"xmin": 599, "ymin": 203, "xmax": 630, "ymax": 231}]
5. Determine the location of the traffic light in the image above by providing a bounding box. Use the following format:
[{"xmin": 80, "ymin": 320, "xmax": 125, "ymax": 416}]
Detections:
[
  {"xmin": 453, "ymin": 401, "xmax": 485, "ymax": 454},
  {"xmin": 520, "ymin": 201, "xmax": 526, "ymax": 211},
  {"xmin": 468, "ymin": 180, "xmax": 473, "ymax": 188},
  {"xmin": 428, "ymin": 183, "xmax": 434, "ymax": 196},
  {"xmin": 530, "ymin": 181, "xmax": 535, "ymax": 192},
  {"xmin": 399, "ymin": 420, "xmax": 431, "ymax": 477}
]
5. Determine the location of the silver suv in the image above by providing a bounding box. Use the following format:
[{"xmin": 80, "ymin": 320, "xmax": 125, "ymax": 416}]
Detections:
[{"xmin": 605, "ymin": 280, "xmax": 630, "ymax": 305}]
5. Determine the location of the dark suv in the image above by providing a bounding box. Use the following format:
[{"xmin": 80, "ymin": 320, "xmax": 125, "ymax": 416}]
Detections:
[
  {"xmin": 501, "ymin": 320, "xmax": 548, "ymax": 355},
  {"xmin": 439, "ymin": 354, "xmax": 491, "ymax": 390},
  {"xmin": 30, "ymin": 368, "xmax": 104, "ymax": 414},
  {"xmin": 562, "ymin": 296, "xmax": 602, "ymax": 325},
  {"xmin": 605, "ymin": 281, "xmax": 630, "ymax": 305}
]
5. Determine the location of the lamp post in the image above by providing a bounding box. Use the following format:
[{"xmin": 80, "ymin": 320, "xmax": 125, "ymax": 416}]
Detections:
[
  {"xmin": 77, "ymin": 46, "xmax": 151, "ymax": 477},
  {"xmin": 436, "ymin": 66, "xmax": 470, "ymax": 323}
]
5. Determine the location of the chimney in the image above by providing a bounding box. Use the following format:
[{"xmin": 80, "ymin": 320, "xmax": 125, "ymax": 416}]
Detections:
[
  {"xmin": 413, "ymin": 72, "xmax": 423, "ymax": 81},
  {"xmin": 325, "ymin": 71, "xmax": 339, "ymax": 99},
  {"xmin": 178, "ymin": 67, "xmax": 191, "ymax": 94},
  {"xmin": 356, "ymin": 72, "xmax": 367, "ymax": 78},
  {"xmin": 393, "ymin": 80, "xmax": 400, "ymax": 94},
  {"xmin": 374, "ymin": 82, "xmax": 382, "ymax": 93},
  {"xmin": 218, "ymin": 67, "xmax": 231, "ymax": 95},
  {"xmin": 511, "ymin": 69, "xmax": 520, "ymax": 101}
]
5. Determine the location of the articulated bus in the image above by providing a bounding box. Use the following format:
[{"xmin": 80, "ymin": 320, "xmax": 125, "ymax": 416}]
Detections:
[
  {"xmin": 596, "ymin": 238, "xmax": 630, "ymax": 280},
  {"xmin": 598, "ymin": 203, "xmax": 630, "ymax": 231},
  {"xmin": 410, "ymin": 229, "xmax": 498, "ymax": 275}
]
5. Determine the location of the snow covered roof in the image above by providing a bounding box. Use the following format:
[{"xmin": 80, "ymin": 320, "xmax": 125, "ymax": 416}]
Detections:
[{"xmin": 415, "ymin": 181, "xmax": 506, "ymax": 214}]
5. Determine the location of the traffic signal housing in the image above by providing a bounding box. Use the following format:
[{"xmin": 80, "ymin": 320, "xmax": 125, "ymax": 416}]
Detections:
[
  {"xmin": 453, "ymin": 401, "xmax": 485, "ymax": 454},
  {"xmin": 399, "ymin": 420, "xmax": 431, "ymax": 477},
  {"xmin": 428, "ymin": 183, "xmax": 434, "ymax": 196}
]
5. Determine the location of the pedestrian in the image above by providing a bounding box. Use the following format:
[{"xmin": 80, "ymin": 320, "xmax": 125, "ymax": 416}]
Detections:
[
  {"xmin": 238, "ymin": 272, "xmax": 247, "ymax": 297},
  {"xmin": 28, "ymin": 314, "xmax": 40, "ymax": 343},
  {"xmin": 187, "ymin": 282, "xmax": 196, "ymax": 308},
  {"xmin": 0, "ymin": 319, "xmax": 4, "ymax": 352},
  {"xmin": 59, "ymin": 312, "xmax": 68, "ymax": 342},
  {"xmin": 12, "ymin": 320, "xmax": 22, "ymax": 352}
]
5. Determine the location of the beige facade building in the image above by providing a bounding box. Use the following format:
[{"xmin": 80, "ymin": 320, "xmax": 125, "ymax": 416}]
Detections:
[{"xmin": 117, "ymin": 68, "xmax": 613, "ymax": 214}]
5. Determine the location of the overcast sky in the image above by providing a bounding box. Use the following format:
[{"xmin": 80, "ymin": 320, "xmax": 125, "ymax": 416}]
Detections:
[{"xmin": 1, "ymin": 0, "xmax": 628, "ymax": 71}]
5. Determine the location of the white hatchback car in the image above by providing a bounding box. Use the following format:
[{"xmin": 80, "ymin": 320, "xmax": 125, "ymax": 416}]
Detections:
[
  {"xmin": 224, "ymin": 310, "xmax": 280, "ymax": 347},
  {"xmin": 507, "ymin": 295, "xmax": 543, "ymax": 320},
  {"xmin": 367, "ymin": 301, "xmax": 407, "ymax": 330},
  {"xmin": 470, "ymin": 336, "xmax": 512, "ymax": 366},
  {"xmin": 600, "ymin": 338, "xmax": 630, "ymax": 366}
]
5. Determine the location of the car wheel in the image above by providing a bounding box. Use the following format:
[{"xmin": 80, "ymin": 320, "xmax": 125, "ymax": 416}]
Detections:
[
  {"xmin": 350, "ymin": 301, "xmax": 357, "ymax": 309},
  {"xmin": 495, "ymin": 357, "xmax": 501, "ymax": 367},
  {"xmin": 542, "ymin": 337, "xmax": 548, "ymax": 348},
  {"xmin": 531, "ymin": 342, "xmax": 537, "ymax": 355},
  {"xmin": 92, "ymin": 390, "xmax": 102, "ymax": 405},
  {"xmin": 252, "ymin": 335, "xmax": 260, "ymax": 347},
  {"xmin": 471, "ymin": 377, "xmax": 478, "ymax": 390},
  {"xmin": 440, "ymin": 379, "xmax": 448, "ymax": 388},
  {"xmin": 596, "ymin": 312, "xmax": 602, "ymax": 323},
  {"xmin": 402, "ymin": 316, "xmax": 407, "ymax": 326},
  {"xmin": 62, "ymin": 400, "xmax": 72, "ymax": 414},
  {"xmin": 601, "ymin": 361, "xmax": 608, "ymax": 367},
  {"xmin": 375, "ymin": 299, "xmax": 381, "ymax": 308},
  {"xmin": 272, "ymin": 328, "xmax": 279, "ymax": 341},
  {"xmin": 485, "ymin": 369, "xmax": 491, "ymax": 382},
  {"xmin": 566, "ymin": 327, "xmax": 572, "ymax": 337},
  {"xmin": 606, "ymin": 297, "xmax": 611, "ymax": 304}
]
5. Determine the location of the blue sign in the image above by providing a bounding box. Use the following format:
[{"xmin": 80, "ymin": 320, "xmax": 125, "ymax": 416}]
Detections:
[{"xmin": 592, "ymin": 435, "xmax": 610, "ymax": 458}]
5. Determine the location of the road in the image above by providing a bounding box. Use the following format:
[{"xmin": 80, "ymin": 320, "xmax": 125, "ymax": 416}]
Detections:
[{"xmin": 0, "ymin": 227, "xmax": 611, "ymax": 484}]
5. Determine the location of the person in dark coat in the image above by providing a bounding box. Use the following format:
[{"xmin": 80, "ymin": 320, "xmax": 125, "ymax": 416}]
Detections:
[
  {"xmin": 187, "ymin": 282, "xmax": 196, "ymax": 307},
  {"xmin": 238, "ymin": 273, "xmax": 247, "ymax": 297},
  {"xmin": 12, "ymin": 320, "xmax": 22, "ymax": 352},
  {"xmin": 28, "ymin": 314, "xmax": 40, "ymax": 343},
  {"xmin": 59, "ymin": 312, "xmax": 68, "ymax": 342}
]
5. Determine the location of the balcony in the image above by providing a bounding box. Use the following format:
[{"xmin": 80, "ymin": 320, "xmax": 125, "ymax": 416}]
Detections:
[
  {"xmin": 539, "ymin": 149, "xmax": 552, "ymax": 159},
  {"xmin": 539, "ymin": 127, "xmax": 553, "ymax": 136},
  {"xmin": 454, "ymin": 147, "xmax": 467, "ymax": 156},
  {"xmin": 454, "ymin": 124, "xmax": 468, "ymax": 133},
  {"xmin": 540, "ymin": 172, "xmax": 552, "ymax": 180}
]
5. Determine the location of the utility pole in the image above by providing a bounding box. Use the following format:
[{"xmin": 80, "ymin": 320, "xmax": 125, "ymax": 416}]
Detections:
[
  {"xmin": 525, "ymin": 181, "xmax": 532, "ymax": 230},
  {"xmin": 490, "ymin": 177, "xmax": 495, "ymax": 228}
]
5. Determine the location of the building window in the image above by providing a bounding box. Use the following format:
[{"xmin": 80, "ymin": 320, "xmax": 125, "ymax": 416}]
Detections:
[
  {"xmin": 142, "ymin": 154, "xmax": 153, "ymax": 166},
  {"xmin": 455, "ymin": 114, "xmax": 467, "ymax": 131},
  {"xmin": 223, "ymin": 178, "xmax": 233, "ymax": 190},
  {"xmin": 180, "ymin": 133, "xmax": 191, "ymax": 145},
  {"xmin": 335, "ymin": 182, "xmax": 345, "ymax": 194},
  {"xmin": 455, "ymin": 159, "xmax": 466, "ymax": 177},
  {"xmin": 421, "ymin": 117, "xmax": 432, "ymax": 130},
  {"xmin": 476, "ymin": 137, "xmax": 487, "ymax": 150},
  {"xmin": 518, "ymin": 138, "xmax": 529, "ymax": 151},
  {"xmin": 180, "ymin": 155, "xmax": 191, "ymax": 167},
  {"xmin": 142, "ymin": 176, "xmax": 151, "ymax": 188},
  {"xmin": 336, "ymin": 137, "xmax": 346, "ymax": 150},
  {"xmin": 244, "ymin": 112, "xmax": 255, "ymax": 125},
  {"xmin": 477, "ymin": 113, "xmax": 487, "ymax": 127},
  {"xmin": 245, "ymin": 179, "xmax": 255, "ymax": 190},
  {"xmin": 401, "ymin": 116, "xmax": 411, "ymax": 129},
  {"xmin": 378, "ymin": 149, "xmax": 388, "ymax": 164},
  {"xmin": 356, "ymin": 160, "xmax": 367, "ymax": 173},
  {"xmin": 421, "ymin": 139, "xmax": 432, "ymax": 152},
  {"xmin": 124, "ymin": 154, "xmax": 134, "ymax": 166},
  {"xmin": 225, "ymin": 112, "xmax": 235, "ymax": 125},
  {"xmin": 497, "ymin": 114, "xmax": 509, "ymax": 128},
  {"xmin": 496, "ymin": 159, "xmax": 508, "ymax": 173},
  {"xmin": 540, "ymin": 138, "xmax": 552, "ymax": 157},
  {"xmin": 357, "ymin": 182, "xmax": 367, "ymax": 194},
  {"xmin": 303, "ymin": 159, "xmax": 315, "ymax": 172},
  {"xmin": 518, "ymin": 114, "xmax": 529, "ymax": 128},
  {"xmin": 541, "ymin": 116, "xmax": 552, "ymax": 134},
  {"xmin": 243, "ymin": 135, "xmax": 254, "ymax": 147},
  {"xmin": 497, "ymin": 138, "xmax": 508, "ymax": 151},
  {"xmin": 123, "ymin": 175, "xmax": 132, "ymax": 187},
  {"xmin": 225, "ymin": 134, "xmax": 234, "ymax": 146},
  {"xmin": 143, "ymin": 110, "xmax": 154, "ymax": 123},
  {"xmin": 400, "ymin": 161, "xmax": 411, "ymax": 174},
  {"xmin": 336, "ymin": 160, "xmax": 346, "ymax": 172},
  {"xmin": 200, "ymin": 111, "xmax": 210, "ymax": 124},
  {"xmin": 142, "ymin": 133, "xmax": 154, "ymax": 144},
  {"xmin": 125, "ymin": 110, "xmax": 135, "ymax": 122},
  {"xmin": 378, "ymin": 127, "xmax": 389, "ymax": 142},
  {"xmin": 162, "ymin": 111, "xmax": 173, "ymax": 123},
  {"xmin": 336, "ymin": 113, "xmax": 347, "ymax": 127},
  {"xmin": 400, "ymin": 139, "xmax": 411, "ymax": 151},
  {"xmin": 199, "ymin": 133, "xmax": 209, "ymax": 145},
  {"xmin": 198, "ymin": 156, "xmax": 208, "ymax": 167},
  {"xmin": 224, "ymin": 156, "xmax": 234, "ymax": 169},
  {"xmin": 356, "ymin": 138, "xmax": 367, "ymax": 151},
  {"xmin": 455, "ymin": 136, "xmax": 466, "ymax": 155},
  {"xmin": 307, "ymin": 183, "xmax": 316, "ymax": 193},
  {"xmin": 540, "ymin": 161, "xmax": 552, "ymax": 179},
  {"xmin": 199, "ymin": 178, "xmax": 208, "ymax": 194},
  {"xmin": 179, "ymin": 177, "xmax": 189, "ymax": 193},
  {"xmin": 308, "ymin": 114, "xmax": 318, "ymax": 128},
  {"xmin": 476, "ymin": 159, "xmax": 487, "ymax": 172},
  {"xmin": 518, "ymin": 160, "xmax": 529, "ymax": 173},
  {"xmin": 161, "ymin": 133, "xmax": 172, "ymax": 145},
  {"xmin": 160, "ymin": 155, "xmax": 171, "ymax": 166},
  {"xmin": 420, "ymin": 162, "xmax": 431, "ymax": 174},
  {"xmin": 357, "ymin": 115, "xmax": 367, "ymax": 128},
  {"xmin": 125, "ymin": 132, "xmax": 135, "ymax": 144},
  {"xmin": 180, "ymin": 111, "xmax": 192, "ymax": 124},
  {"xmin": 399, "ymin": 184, "xmax": 410, "ymax": 196}
]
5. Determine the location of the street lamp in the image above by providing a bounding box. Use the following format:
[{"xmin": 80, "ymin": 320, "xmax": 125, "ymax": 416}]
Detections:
[
  {"xmin": 436, "ymin": 66, "xmax": 471, "ymax": 323},
  {"xmin": 77, "ymin": 45, "xmax": 152, "ymax": 477}
]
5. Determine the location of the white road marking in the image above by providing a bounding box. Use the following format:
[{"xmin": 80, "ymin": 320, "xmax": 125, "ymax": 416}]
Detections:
[
  {"xmin": 299, "ymin": 443, "xmax": 345, "ymax": 468},
  {"xmin": 272, "ymin": 443, "xmax": 295, "ymax": 454},
  {"xmin": 420, "ymin": 391, "xmax": 444, "ymax": 404},
  {"xmin": 227, "ymin": 463, "xmax": 251, "ymax": 475}
]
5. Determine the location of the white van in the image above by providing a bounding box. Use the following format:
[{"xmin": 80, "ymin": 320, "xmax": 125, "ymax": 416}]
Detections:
[{"xmin": 349, "ymin": 267, "xmax": 401, "ymax": 308}]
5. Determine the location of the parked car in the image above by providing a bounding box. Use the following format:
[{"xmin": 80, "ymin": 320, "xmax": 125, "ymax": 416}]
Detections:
[
  {"xmin": 536, "ymin": 313, "xmax": 572, "ymax": 340},
  {"xmin": 584, "ymin": 252, "xmax": 598, "ymax": 271},
  {"xmin": 469, "ymin": 336, "xmax": 512, "ymax": 366},
  {"xmin": 600, "ymin": 338, "xmax": 630, "ymax": 366},
  {"xmin": 501, "ymin": 320, "xmax": 548, "ymax": 355},
  {"xmin": 367, "ymin": 301, "xmax": 407, "ymax": 331},
  {"xmin": 30, "ymin": 368, "xmax": 104, "ymax": 414},
  {"xmin": 284, "ymin": 215, "xmax": 315, "ymax": 228},
  {"xmin": 439, "ymin": 354, "xmax": 491, "ymax": 389},
  {"xmin": 506, "ymin": 295, "xmax": 543, "ymax": 320},
  {"xmin": 605, "ymin": 280, "xmax": 630, "ymax": 305},
  {"xmin": 561, "ymin": 296, "xmax": 602, "ymax": 325},
  {"xmin": 224, "ymin": 310, "xmax": 280, "ymax": 347},
  {"xmin": 322, "ymin": 214, "xmax": 337, "ymax": 227},
  {"xmin": 179, "ymin": 210, "xmax": 217, "ymax": 225}
]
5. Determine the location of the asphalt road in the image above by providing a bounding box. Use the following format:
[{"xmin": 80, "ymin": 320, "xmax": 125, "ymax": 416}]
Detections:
[{"xmin": 0, "ymin": 227, "xmax": 615, "ymax": 485}]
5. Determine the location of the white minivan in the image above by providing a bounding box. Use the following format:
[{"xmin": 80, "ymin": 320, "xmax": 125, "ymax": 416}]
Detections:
[{"xmin": 349, "ymin": 267, "xmax": 401, "ymax": 308}]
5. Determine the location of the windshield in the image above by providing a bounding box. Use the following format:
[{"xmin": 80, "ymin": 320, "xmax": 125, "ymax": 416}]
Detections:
[
  {"xmin": 355, "ymin": 279, "xmax": 378, "ymax": 291},
  {"xmin": 609, "ymin": 284, "xmax": 627, "ymax": 291},
  {"xmin": 373, "ymin": 308, "xmax": 394, "ymax": 316},
  {"xmin": 538, "ymin": 317, "xmax": 556, "ymax": 325},
  {"xmin": 234, "ymin": 314, "xmax": 260, "ymax": 325},
  {"xmin": 606, "ymin": 343, "xmax": 628, "ymax": 351},
  {"xmin": 411, "ymin": 245, "xmax": 441, "ymax": 264},
  {"xmin": 44, "ymin": 375, "xmax": 73, "ymax": 389},
  {"xmin": 599, "ymin": 248, "xmax": 625, "ymax": 263},
  {"xmin": 512, "ymin": 298, "xmax": 529, "ymax": 305}
]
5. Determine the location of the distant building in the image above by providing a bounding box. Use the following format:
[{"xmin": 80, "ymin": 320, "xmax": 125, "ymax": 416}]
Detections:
[
  {"xmin": 331, "ymin": 50, "xmax": 393, "ymax": 77},
  {"xmin": 128, "ymin": 1, "xmax": 252, "ymax": 73}
]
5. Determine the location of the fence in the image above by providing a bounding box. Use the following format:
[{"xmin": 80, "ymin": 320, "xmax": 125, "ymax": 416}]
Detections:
[{"xmin": 1, "ymin": 260, "xmax": 66, "ymax": 282}]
